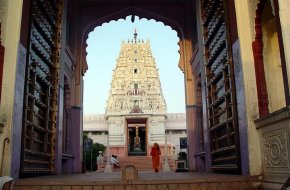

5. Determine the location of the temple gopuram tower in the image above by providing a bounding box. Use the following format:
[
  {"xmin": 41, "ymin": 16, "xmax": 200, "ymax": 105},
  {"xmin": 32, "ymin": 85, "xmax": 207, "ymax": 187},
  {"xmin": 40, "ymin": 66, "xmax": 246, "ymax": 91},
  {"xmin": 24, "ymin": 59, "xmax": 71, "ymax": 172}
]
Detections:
[{"xmin": 105, "ymin": 31, "xmax": 167, "ymax": 156}]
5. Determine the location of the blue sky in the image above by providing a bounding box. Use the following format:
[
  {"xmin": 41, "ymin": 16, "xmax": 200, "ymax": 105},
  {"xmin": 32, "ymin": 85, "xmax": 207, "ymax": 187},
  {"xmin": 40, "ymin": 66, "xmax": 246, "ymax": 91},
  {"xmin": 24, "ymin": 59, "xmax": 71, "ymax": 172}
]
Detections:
[{"xmin": 84, "ymin": 16, "xmax": 185, "ymax": 114}]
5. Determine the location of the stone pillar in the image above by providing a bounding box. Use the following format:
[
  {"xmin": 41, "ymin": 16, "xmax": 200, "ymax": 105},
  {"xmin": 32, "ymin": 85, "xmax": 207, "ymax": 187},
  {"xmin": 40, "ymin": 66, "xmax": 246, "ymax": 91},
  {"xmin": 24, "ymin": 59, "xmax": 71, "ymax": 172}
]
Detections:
[
  {"xmin": 163, "ymin": 133, "xmax": 170, "ymax": 172},
  {"xmin": 55, "ymin": 87, "xmax": 64, "ymax": 174},
  {"xmin": 186, "ymin": 106, "xmax": 195, "ymax": 171},
  {"xmin": 71, "ymin": 107, "xmax": 82, "ymax": 173},
  {"xmin": 10, "ymin": 44, "xmax": 26, "ymax": 178},
  {"xmin": 104, "ymin": 134, "xmax": 112, "ymax": 172},
  {"xmin": 234, "ymin": 0, "xmax": 263, "ymax": 175}
]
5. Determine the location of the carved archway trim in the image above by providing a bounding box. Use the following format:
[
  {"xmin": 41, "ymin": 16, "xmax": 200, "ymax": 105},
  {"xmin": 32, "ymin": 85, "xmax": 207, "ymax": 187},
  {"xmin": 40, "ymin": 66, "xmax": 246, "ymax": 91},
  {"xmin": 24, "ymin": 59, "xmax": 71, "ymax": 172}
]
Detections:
[
  {"xmin": 252, "ymin": 0, "xmax": 270, "ymax": 117},
  {"xmin": 79, "ymin": 6, "xmax": 184, "ymax": 75}
]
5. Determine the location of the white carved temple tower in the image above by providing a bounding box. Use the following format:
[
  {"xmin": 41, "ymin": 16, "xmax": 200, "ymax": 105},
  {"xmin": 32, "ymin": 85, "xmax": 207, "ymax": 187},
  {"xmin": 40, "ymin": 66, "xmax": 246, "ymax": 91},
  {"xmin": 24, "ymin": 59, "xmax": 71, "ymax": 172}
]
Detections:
[{"xmin": 105, "ymin": 31, "xmax": 167, "ymax": 156}]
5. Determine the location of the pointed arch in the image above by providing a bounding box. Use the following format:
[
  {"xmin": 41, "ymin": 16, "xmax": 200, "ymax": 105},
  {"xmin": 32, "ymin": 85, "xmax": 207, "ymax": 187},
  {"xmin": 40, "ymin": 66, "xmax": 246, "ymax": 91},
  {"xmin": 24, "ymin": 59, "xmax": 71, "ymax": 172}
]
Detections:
[
  {"xmin": 252, "ymin": 0, "xmax": 270, "ymax": 116},
  {"xmin": 79, "ymin": 7, "xmax": 185, "ymax": 75},
  {"xmin": 252, "ymin": 0, "xmax": 288, "ymax": 116}
]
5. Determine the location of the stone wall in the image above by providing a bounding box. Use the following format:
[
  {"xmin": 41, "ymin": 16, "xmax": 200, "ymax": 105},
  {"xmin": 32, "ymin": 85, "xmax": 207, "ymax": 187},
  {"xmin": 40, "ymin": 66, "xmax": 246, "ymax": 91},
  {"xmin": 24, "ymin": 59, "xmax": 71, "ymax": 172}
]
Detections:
[
  {"xmin": 83, "ymin": 113, "xmax": 187, "ymax": 157},
  {"xmin": 256, "ymin": 107, "xmax": 290, "ymax": 189}
]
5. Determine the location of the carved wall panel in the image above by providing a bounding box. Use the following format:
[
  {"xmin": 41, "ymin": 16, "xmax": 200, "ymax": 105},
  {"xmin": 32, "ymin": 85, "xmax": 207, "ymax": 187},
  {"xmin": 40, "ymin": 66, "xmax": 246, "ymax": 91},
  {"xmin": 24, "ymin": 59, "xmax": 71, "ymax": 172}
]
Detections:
[
  {"xmin": 263, "ymin": 129, "xmax": 288, "ymax": 168},
  {"xmin": 256, "ymin": 108, "xmax": 290, "ymax": 185},
  {"xmin": 261, "ymin": 123, "xmax": 290, "ymax": 172}
]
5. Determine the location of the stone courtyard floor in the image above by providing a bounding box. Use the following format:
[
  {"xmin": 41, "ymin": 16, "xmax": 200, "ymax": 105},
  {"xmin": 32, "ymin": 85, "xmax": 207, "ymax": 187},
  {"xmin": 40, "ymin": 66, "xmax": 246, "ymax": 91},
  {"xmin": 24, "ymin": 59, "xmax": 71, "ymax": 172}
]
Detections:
[{"xmin": 15, "ymin": 171, "xmax": 252, "ymax": 183}]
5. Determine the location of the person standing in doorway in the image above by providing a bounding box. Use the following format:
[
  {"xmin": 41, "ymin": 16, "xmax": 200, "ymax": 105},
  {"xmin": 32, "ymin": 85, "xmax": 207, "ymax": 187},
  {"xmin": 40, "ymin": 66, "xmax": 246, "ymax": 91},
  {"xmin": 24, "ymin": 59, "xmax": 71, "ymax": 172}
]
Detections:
[{"xmin": 150, "ymin": 143, "xmax": 161, "ymax": 172}]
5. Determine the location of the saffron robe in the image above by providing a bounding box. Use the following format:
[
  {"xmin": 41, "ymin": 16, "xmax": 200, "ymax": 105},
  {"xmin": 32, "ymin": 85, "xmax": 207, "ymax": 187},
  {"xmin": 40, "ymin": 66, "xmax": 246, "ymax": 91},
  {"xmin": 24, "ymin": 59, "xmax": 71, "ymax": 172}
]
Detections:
[{"xmin": 150, "ymin": 147, "xmax": 161, "ymax": 169}]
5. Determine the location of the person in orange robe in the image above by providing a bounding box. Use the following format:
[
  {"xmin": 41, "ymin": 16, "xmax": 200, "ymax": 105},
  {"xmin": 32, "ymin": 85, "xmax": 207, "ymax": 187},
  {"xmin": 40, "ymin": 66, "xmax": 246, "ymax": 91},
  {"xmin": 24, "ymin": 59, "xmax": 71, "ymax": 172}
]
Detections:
[{"xmin": 150, "ymin": 143, "xmax": 161, "ymax": 172}]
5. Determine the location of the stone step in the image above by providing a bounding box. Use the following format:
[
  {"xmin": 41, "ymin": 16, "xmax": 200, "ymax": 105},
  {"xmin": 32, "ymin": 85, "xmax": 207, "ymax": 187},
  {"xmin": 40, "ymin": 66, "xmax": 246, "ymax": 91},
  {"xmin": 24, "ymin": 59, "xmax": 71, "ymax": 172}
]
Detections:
[
  {"xmin": 13, "ymin": 172, "xmax": 261, "ymax": 190},
  {"xmin": 113, "ymin": 156, "xmax": 175, "ymax": 171},
  {"xmin": 97, "ymin": 156, "xmax": 176, "ymax": 172},
  {"xmin": 118, "ymin": 156, "xmax": 153, "ymax": 171}
]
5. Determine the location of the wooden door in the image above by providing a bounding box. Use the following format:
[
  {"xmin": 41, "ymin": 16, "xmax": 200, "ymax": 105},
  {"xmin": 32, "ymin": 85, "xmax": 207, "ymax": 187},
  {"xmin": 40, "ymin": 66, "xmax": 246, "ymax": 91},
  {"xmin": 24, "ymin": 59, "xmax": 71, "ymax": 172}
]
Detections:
[
  {"xmin": 201, "ymin": 0, "xmax": 241, "ymax": 173},
  {"xmin": 20, "ymin": 0, "xmax": 62, "ymax": 177}
]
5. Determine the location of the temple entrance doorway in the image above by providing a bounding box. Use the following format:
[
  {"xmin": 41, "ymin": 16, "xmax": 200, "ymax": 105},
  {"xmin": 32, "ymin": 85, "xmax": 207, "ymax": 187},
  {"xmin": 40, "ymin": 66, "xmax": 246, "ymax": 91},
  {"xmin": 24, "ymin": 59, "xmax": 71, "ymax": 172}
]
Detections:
[{"xmin": 126, "ymin": 118, "xmax": 147, "ymax": 156}]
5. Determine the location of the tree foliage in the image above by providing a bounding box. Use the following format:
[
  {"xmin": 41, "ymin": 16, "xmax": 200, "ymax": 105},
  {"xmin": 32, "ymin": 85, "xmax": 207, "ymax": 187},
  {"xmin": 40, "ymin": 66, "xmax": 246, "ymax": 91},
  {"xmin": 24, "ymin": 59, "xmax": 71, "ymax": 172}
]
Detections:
[
  {"xmin": 83, "ymin": 135, "xmax": 105, "ymax": 171},
  {"xmin": 178, "ymin": 151, "xmax": 187, "ymax": 160}
]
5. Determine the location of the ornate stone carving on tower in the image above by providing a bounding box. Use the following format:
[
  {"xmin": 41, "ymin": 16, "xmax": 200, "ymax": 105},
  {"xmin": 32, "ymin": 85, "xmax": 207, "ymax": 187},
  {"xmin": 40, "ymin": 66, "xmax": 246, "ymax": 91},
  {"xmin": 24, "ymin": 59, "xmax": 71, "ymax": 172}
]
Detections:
[{"xmin": 105, "ymin": 30, "xmax": 167, "ymax": 156}]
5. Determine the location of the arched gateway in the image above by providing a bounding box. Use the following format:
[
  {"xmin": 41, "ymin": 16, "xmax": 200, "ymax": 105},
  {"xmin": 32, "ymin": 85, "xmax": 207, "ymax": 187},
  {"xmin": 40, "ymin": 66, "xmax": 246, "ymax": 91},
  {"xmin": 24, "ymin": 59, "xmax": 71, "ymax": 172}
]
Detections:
[
  {"xmin": 1, "ymin": 0, "xmax": 290, "ymax": 188},
  {"xmin": 3, "ymin": 0, "xmax": 242, "ymax": 177},
  {"xmin": 77, "ymin": 0, "xmax": 244, "ymax": 175}
]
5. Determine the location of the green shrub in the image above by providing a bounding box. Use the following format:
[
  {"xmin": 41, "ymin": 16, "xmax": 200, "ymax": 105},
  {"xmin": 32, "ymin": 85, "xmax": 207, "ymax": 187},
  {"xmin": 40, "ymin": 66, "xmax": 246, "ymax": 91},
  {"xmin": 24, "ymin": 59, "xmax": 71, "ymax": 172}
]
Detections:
[
  {"xmin": 178, "ymin": 151, "xmax": 187, "ymax": 160},
  {"xmin": 83, "ymin": 137, "xmax": 106, "ymax": 171}
]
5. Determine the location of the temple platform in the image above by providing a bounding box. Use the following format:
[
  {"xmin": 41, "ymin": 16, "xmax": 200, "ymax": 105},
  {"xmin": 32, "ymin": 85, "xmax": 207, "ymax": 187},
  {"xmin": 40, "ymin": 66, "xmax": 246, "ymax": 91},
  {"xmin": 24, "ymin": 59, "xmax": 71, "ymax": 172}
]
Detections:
[
  {"xmin": 98, "ymin": 156, "xmax": 175, "ymax": 171},
  {"xmin": 14, "ymin": 171, "xmax": 261, "ymax": 190}
]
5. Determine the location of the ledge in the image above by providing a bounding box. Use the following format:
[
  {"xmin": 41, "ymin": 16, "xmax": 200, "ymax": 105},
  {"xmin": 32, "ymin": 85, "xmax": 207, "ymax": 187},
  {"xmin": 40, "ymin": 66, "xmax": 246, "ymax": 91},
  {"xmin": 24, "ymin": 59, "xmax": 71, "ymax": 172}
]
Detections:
[
  {"xmin": 62, "ymin": 154, "xmax": 74, "ymax": 160},
  {"xmin": 194, "ymin": 151, "xmax": 205, "ymax": 158},
  {"xmin": 255, "ymin": 106, "xmax": 290, "ymax": 129}
]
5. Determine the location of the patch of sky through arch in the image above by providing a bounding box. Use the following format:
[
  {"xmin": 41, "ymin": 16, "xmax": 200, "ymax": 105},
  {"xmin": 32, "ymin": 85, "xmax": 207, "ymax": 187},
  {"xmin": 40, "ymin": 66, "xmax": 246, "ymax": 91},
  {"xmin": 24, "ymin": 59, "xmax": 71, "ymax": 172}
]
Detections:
[{"xmin": 84, "ymin": 16, "xmax": 185, "ymax": 114}]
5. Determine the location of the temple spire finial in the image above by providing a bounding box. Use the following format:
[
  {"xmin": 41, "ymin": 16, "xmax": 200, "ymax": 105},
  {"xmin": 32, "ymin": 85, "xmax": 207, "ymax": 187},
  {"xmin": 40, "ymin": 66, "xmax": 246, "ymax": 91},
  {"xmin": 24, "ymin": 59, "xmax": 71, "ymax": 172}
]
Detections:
[{"xmin": 134, "ymin": 29, "xmax": 137, "ymax": 42}]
